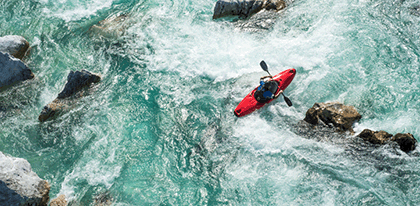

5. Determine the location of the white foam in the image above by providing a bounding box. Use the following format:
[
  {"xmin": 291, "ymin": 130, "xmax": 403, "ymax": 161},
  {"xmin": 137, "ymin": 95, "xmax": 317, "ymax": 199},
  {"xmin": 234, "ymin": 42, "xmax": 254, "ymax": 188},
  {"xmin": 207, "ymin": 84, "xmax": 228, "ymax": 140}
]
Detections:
[{"xmin": 41, "ymin": 0, "xmax": 114, "ymax": 22}]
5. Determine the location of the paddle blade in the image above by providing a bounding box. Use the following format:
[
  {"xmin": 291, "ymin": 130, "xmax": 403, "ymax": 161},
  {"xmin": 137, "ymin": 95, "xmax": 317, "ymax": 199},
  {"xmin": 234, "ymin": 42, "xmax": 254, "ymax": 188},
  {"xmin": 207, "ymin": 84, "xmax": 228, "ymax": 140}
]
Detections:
[
  {"xmin": 259, "ymin": 60, "xmax": 271, "ymax": 76},
  {"xmin": 260, "ymin": 60, "xmax": 268, "ymax": 72},
  {"xmin": 282, "ymin": 94, "xmax": 293, "ymax": 107}
]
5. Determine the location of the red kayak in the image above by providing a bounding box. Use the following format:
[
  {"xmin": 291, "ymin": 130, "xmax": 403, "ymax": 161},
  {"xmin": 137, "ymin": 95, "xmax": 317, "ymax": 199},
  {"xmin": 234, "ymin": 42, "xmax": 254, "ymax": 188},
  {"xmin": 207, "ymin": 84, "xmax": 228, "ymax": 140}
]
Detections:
[{"xmin": 234, "ymin": 68, "xmax": 296, "ymax": 117}]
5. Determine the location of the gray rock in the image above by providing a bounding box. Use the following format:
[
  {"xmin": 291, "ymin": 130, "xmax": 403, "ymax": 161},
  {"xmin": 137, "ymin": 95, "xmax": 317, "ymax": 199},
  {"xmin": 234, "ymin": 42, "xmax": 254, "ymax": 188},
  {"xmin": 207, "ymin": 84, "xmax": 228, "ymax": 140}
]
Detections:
[
  {"xmin": 213, "ymin": 0, "xmax": 286, "ymax": 19},
  {"xmin": 0, "ymin": 52, "xmax": 34, "ymax": 89},
  {"xmin": 0, "ymin": 152, "xmax": 50, "ymax": 206},
  {"xmin": 0, "ymin": 35, "xmax": 30, "ymax": 60},
  {"xmin": 304, "ymin": 102, "xmax": 362, "ymax": 133},
  {"xmin": 39, "ymin": 70, "xmax": 101, "ymax": 122},
  {"xmin": 57, "ymin": 70, "xmax": 101, "ymax": 99}
]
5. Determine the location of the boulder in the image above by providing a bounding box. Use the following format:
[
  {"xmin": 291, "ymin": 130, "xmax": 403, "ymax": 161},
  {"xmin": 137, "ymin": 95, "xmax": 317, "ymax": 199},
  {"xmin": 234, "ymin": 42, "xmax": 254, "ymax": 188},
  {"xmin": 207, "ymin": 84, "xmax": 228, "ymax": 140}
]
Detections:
[
  {"xmin": 213, "ymin": 0, "xmax": 286, "ymax": 19},
  {"xmin": 50, "ymin": 194, "xmax": 67, "ymax": 206},
  {"xmin": 357, "ymin": 129, "xmax": 393, "ymax": 145},
  {"xmin": 357, "ymin": 129, "xmax": 417, "ymax": 153},
  {"xmin": 0, "ymin": 52, "xmax": 34, "ymax": 89},
  {"xmin": 38, "ymin": 99, "xmax": 67, "ymax": 122},
  {"xmin": 304, "ymin": 102, "xmax": 362, "ymax": 132},
  {"xmin": 57, "ymin": 70, "xmax": 101, "ymax": 99},
  {"xmin": 0, "ymin": 152, "xmax": 50, "ymax": 205},
  {"xmin": 0, "ymin": 35, "xmax": 30, "ymax": 60},
  {"xmin": 391, "ymin": 133, "xmax": 417, "ymax": 153},
  {"xmin": 39, "ymin": 70, "xmax": 100, "ymax": 122}
]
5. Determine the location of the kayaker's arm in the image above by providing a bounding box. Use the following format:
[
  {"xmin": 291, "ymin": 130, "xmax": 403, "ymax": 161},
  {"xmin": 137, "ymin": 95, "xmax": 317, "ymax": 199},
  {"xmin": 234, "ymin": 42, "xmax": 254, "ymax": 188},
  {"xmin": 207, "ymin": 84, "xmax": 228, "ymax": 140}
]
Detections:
[{"xmin": 274, "ymin": 90, "xmax": 284, "ymax": 99}]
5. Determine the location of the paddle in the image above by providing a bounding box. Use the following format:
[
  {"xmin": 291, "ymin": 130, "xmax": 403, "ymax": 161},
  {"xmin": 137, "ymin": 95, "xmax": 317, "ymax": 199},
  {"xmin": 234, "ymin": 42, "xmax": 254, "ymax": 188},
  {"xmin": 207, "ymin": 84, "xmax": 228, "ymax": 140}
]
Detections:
[
  {"xmin": 259, "ymin": 60, "xmax": 293, "ymax": 107},
  {"xmin": 260, "ymin": 60, "xmax": 271, "ymax": 76},
  {"xmin": 281, "ymin": 93, "xmax": 293, "ymax": 107}
]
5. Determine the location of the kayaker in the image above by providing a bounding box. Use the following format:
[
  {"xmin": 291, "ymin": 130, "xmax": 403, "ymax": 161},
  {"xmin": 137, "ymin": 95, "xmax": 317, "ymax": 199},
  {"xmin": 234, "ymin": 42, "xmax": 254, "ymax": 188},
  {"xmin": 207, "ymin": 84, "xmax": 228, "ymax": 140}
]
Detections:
[{"xmin": 254, "ymin": 75, "xmax": 283, "ymax": 103}]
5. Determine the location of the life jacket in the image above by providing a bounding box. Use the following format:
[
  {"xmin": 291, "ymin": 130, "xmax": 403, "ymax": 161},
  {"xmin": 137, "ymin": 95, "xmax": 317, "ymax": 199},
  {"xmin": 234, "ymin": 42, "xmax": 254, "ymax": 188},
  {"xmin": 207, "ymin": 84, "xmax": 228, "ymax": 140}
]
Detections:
[{"xmin": 254, "ymin": 80, "xmax": 278, "ymax": 103}]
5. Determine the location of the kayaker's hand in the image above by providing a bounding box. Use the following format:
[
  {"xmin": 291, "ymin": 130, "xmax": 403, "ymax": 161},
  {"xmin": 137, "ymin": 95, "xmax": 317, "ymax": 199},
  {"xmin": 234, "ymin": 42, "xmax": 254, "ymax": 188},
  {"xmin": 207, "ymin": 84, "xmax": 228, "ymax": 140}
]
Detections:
[
  {"xmin": 274, "ymin": 90, "xmax": 284, "ymax": 99},
  {"xmin": 260, "ymin": 75, "xmax": 272, "ymax": 80}
]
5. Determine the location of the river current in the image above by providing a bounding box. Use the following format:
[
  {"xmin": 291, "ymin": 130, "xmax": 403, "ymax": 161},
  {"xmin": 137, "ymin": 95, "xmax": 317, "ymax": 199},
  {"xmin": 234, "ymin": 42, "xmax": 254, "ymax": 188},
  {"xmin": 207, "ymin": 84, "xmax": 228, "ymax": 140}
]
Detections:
[{"xmin": 1, "ymin": 0, "xmax": 420, "ymax": 205}]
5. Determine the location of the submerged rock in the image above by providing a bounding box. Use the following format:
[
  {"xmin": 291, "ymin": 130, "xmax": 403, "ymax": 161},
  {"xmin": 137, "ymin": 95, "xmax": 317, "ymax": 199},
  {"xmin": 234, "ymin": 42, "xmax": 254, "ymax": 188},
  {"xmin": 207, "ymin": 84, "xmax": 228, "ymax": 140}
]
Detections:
[
  {"xmin": 410, "ymin": 5, "xmax": 420, "ymax": 17},
  {"xmin": 213, "ymin": 0, "xmax": 286, "ymax": 19},
  {"xmin": 0, "ymin": 52, "xmax": 34, "ymax": 89},
  {"xmin": 93, "ymin": 192, "xmax": 113, "ymax": 206},
  {"xmin": 304, "ymin": 102, "xmax": 362, "ymax": 133},
  {"xmin": 0, "ymin": 152, "xmax": 50, "ymax": 205},
  {"xmin": 89, "ymin": 14, "xmax": 130, "ymax": 39},
  {"xmin": 39, "ymin": 70, "xmax": 101, "ymax": 122},
  {"xmin": 0, "ymin": 35, "xmax": 30, "ymax": 60}
]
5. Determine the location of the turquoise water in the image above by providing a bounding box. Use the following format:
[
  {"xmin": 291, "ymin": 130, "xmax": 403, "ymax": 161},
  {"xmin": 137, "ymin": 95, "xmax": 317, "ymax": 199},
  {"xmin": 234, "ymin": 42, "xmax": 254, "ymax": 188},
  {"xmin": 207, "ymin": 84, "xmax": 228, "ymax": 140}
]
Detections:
[{"xmin": 1, "ymin": 0, "xmax": 420, "ymax": 205}]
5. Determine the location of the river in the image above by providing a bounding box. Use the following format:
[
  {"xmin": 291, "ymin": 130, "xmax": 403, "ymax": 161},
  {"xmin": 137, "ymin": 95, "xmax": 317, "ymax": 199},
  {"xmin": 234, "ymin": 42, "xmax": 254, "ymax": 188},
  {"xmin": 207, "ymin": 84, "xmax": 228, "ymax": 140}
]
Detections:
[{"xmin": 1, "ymin": 0, "xmax": 420, "ymax": 205}]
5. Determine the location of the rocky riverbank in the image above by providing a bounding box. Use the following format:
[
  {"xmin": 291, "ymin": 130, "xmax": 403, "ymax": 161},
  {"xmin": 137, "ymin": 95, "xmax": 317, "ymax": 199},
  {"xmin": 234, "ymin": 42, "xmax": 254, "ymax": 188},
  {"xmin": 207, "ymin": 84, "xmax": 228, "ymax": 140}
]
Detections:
[{"xmin": 0, "ymin": 35, "xmax": 100, "ymax": 205}]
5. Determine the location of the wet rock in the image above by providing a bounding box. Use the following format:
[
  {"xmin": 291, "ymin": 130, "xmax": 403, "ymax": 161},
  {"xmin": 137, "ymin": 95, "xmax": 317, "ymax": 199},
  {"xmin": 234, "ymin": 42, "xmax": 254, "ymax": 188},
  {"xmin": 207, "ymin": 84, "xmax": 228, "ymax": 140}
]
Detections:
[
  {"xmin": 265, "ymin": 0, "xmax": 286, "ymax": 10},
  {"xmin": 0, "ymin": 35, "xmax": 30, "ymax": 60},
  {"xmin": 0, "ymin": 152, "xmax": 50, "ymax": 205},
  {"xmin": 357, "ymin": 129, "xmax": 393, "ymax": 145},
  {"xmin": 213, "ymin": 0, "xmax": 286, "ymax": 19},
  {"xmin": 357, "ymin": 129, "xmax": 417, "ymax": 153},
  {"xmin": 93, "ymin": 192, "xmax": 113, "ymax": 206},
  {"xmin": 38, "ymin": 99, "xmax": 67, "ymax": 122},
  {"xmin": 39, "ymin": 70, "xmax": 100, "ymax": 122},
  {"xmin": 234, "ymin": 10, "xmax": 279, "ymax": 32},
  {"xmin": 57, "ymin": 70, "xmax": 101, "ymax": 99},
  {"xmin": 0, "ymin": 52, "xmax": 34, "ymax": 89},
  {"xmin": 304, "ymin": 102, "xmax": 362, "ymax": 132},
  {"xmin": 50, "ymin": 194, "xmax": 67, "ymax": 206},
  {"xmin": 301, "ymin": 102, "xmax": 417, "ymax": 153},
  {"xmin": 391, "ymin": 133, "xmax": 417, "ymax": 153}
]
